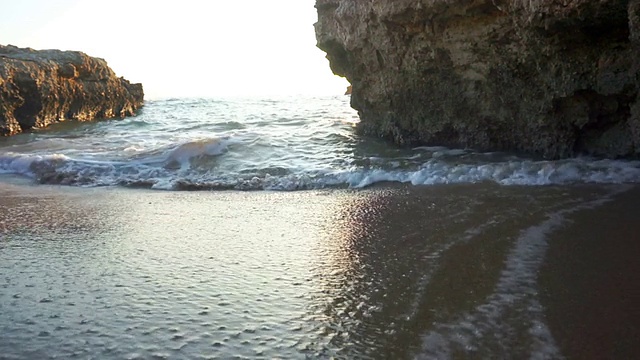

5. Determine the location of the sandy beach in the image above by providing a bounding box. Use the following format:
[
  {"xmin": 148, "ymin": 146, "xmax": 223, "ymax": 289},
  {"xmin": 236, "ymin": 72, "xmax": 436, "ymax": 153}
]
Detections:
[
  {"xmin": 1, "ymin": 178, "xmax": 639, "ymax": 359},
  {"xmin": 540, "ymin": 186, "xmax": 640, "ymax": 358}
]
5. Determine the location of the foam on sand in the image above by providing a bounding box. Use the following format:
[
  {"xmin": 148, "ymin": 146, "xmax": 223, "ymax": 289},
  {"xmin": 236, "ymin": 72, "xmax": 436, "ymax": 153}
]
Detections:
[{"xmin": 415, "ymin": 186, "xmax": 630, "ymax": 358}]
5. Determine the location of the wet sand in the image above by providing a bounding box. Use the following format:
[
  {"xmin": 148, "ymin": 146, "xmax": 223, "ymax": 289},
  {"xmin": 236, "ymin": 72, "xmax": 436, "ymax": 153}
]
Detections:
[
  {"xmin": 540, "ymin": 186, "xmax": 640, "ymax": 359},
  {"xmin": 1, "ymin": 178, "xmax": 639, "ymax": 359}
]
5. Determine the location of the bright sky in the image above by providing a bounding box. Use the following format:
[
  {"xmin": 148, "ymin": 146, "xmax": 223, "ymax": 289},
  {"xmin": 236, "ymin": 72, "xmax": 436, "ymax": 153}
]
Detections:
[{"xmin": 0, "ymin": 0, "xmax": 349, "ymax": 99}]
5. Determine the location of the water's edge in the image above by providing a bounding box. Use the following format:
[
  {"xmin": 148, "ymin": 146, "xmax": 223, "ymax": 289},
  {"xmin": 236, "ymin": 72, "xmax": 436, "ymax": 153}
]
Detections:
[
  {"xmin": 0, "ymin": 97, "xmax": 639, "ymax": 191},
  {"xmin": 2, "ymin": 181, "xmax": 638, "ymax": 358}
]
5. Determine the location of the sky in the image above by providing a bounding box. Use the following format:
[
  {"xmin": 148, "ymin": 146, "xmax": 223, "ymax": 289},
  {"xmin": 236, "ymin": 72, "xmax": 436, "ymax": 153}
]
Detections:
[{"xmin": 0, "ymin": 0, "xmax": 349, "ymax": 99}]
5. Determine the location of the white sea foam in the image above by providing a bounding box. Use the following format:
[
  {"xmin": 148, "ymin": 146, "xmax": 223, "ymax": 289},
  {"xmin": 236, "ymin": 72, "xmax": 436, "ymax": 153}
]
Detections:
[
  {"xmin": 0, "ymin": 98, "xmax": 639, "ymax": 191},
  {"xmin": 336, "ymin": 158, "xmax": 640, "ymax": 188},
  {"xmin": 415, "ymin": 187, "xmax": 629, "ymax": 359},
  {"xmin": 1, "ymin": 149, "xmax": 640, "ymax": 190},
  {"xmin": 0, "ymin": 152, "xmax": 70, "ymax": 177}
]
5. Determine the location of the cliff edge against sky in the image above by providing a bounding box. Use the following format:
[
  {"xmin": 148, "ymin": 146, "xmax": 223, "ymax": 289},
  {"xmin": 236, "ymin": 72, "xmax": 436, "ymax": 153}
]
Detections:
[
  {"xmin": 0, "ymin": 45, "xmax": 143, "ymax": 136},
  {"xmin": 316, "ymin": 0, "xmax": 640, "ymax": 158}
]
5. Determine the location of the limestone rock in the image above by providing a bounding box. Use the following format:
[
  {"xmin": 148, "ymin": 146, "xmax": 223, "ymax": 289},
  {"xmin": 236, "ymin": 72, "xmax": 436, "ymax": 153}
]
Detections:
[
  {"xmin": 315, "ymin": 0, "xmax": 640, "ymax": 158},
  {"xmin": 0, "ymin": 45, "xmax": 144, "ymax": 136}
]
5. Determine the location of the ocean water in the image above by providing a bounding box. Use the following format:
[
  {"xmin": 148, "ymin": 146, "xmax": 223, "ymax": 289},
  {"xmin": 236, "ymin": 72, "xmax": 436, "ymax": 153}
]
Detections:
[{"xmin": 1, "ymin": 96, "xmax": 640, "ymax": 190}]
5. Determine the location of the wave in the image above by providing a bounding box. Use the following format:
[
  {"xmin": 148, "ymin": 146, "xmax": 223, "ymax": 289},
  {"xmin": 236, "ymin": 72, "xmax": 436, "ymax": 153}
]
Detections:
[
  {"xmin": 114, "ymin": 137, "xmax": 231, "ymax": 166},
  {"xmin": 1, "ymin": 148, "xmax": 640, "ymax": 190},
  {"xmin": 162, "ymin": 138, "xmax": 229, "ymax": 168}
]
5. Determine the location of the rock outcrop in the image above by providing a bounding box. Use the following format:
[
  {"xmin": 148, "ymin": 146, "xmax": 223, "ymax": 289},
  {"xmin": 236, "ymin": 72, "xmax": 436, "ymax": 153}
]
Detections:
[
  {"xmin": 0, "ymin": 45, "xmax": 143, "ymax": 136},
  {"xmin": 316, "ymin": 0, "xmax": 640, "ymax": 158}
]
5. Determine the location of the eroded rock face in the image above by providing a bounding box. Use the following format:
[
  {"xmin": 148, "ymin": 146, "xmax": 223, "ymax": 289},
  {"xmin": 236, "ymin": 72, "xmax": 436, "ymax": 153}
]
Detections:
[
  {"xmin": 0, "ymin": 45, "xmax": 144, "ymax": 136},
  {"xmin": 316, "ymin": 0, "xmax": 640, "ymax": 158}
]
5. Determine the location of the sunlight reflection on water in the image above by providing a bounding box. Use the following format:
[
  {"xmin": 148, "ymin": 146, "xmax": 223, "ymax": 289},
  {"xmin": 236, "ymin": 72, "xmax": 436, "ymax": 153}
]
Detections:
[{"xmin": 0, "ymin": 182, "xmax": 629, "ymax": 359}]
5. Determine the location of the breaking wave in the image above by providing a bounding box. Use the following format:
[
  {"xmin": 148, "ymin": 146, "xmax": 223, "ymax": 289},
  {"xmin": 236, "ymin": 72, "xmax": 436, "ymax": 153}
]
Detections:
[
  {"xmin": 1, "ymin": 97, "xmax": 640, "ymax": 191},
  {"xmin": 1, "ymin": 149, "xmax": 640, "ymax": 191}
]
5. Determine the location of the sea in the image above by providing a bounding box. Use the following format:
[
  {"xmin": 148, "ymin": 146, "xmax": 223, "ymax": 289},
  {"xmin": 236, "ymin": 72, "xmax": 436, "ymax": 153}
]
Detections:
[
  {"xmin": 1, "ymin": 96, "xmax": 639, "ymax": 359},
  {"xmin": 1, "ymin": 96, "xmax": 640, "ymax": 190}
]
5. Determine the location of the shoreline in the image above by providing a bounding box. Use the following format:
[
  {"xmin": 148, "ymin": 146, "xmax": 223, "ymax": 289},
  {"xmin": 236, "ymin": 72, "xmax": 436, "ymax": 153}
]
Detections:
[
  {"xmin": 540, "ymin": 185, "xmax": 640, "ymax": 358},
  {"xmin": 1, "ymin": 178, "xmax": 639, "ymax": 358}
]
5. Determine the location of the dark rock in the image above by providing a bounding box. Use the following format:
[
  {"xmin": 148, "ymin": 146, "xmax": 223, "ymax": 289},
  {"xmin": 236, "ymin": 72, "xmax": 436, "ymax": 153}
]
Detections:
[
  {"xmin": 315, "ymin": 0, "xmax": 640, "ymax": 158},
  {"xmin": 0, "ymin": 45, "xmax": 143, "ymax": 136}
]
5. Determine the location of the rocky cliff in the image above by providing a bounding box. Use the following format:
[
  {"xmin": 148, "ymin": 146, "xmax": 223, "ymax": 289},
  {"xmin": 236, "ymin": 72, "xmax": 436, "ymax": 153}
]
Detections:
[
  {"xmin": 0, "ymin": 45, "xmax": 143, "ymax": 136},
  {"xmin": 316, "ymin": 0, "xmax": 640, "ymax": 158}
]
